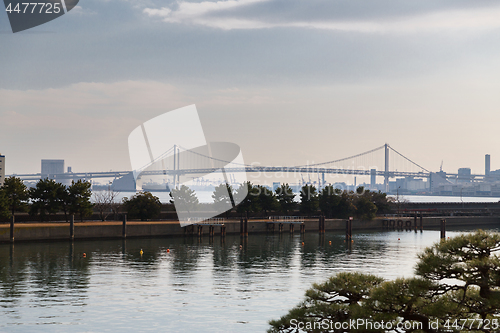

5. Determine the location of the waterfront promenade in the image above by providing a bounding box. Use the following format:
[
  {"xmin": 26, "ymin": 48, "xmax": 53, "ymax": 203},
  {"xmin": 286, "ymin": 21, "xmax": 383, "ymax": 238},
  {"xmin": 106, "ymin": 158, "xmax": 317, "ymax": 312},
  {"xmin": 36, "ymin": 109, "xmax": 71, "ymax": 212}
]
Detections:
[{"xmin": 1, "ymin": 216, "xmax": 498, "ymax": 243}]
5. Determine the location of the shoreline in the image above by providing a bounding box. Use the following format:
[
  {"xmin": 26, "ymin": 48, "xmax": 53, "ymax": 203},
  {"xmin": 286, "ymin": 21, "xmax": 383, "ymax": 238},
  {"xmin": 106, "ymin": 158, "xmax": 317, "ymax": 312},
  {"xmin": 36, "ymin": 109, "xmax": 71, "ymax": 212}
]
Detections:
[{"xmin": 1, "ymin": 216, "xmax": 498, "ymax": 243}]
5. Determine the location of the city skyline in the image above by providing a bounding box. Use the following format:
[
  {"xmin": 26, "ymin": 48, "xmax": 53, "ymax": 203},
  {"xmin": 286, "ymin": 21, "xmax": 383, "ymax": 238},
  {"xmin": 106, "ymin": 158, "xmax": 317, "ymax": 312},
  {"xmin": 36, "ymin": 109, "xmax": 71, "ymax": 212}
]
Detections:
[{"xmin": 2, "ymin": 1, "xmax": 500, "ymax": 176}]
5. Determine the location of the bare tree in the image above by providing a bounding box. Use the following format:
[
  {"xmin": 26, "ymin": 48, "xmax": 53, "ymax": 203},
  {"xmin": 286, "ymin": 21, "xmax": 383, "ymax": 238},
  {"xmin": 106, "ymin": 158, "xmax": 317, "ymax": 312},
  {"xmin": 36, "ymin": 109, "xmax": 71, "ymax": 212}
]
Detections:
[{"xmin": 93, "ymin": 187, "xmax": 119, "ymax": 221}]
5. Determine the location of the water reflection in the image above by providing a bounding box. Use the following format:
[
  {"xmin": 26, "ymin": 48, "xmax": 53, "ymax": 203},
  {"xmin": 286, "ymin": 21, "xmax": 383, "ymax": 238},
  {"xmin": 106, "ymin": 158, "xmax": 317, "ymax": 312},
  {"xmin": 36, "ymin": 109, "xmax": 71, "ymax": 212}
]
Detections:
[{"xmin": 0, "ymin": 226, "xmax": 497, "ymax": 332}]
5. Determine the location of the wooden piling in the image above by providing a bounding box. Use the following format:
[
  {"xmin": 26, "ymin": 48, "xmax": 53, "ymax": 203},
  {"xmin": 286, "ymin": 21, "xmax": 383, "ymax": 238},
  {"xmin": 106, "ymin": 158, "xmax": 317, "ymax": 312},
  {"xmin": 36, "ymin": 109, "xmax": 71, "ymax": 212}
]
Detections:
[
  {"xmin": 300, "ymin": 224, "xmax": 305, "ymax": 234},
  {"xmin": 420, "ymin": 213, "xmax": 423, "ymax": 232},
  {"xmin": 345, "ymin": 219, "xmax": 352, "ymax": 241},
  {"xmin": 70, "ymin": 215, "xmax": 74, "ymax": 241},
  {"xmin": 440, "ymin": 219, "xmax": 446, "ymax": 239},
  {"xmin": 221, "ymin": 225, "xmax": 226, "ymax": 237},
  {"xmin": 240, "ymin": 217, "xmax": 244, "ymax": 236},
  {"xmin": 319, "ymin": 216, "xmax": 325, "ymax": 233},
  {"xmin": 290, "ymin": 224, "xmax": 294, "ymax": 234},
  {"xmin": 10, "ymin": 215, "xmax": 14, "ymax": 243},
  {"xmin": 405, "ymin": 220, "xmax": 412, "ymax": 230},
  {"xmin": 414, "ymin": 213, "xmax": 417, "ymax": 231},
  {"xmin": 197, "ymin": 225, "xmax": 203, "ymax": 237},
  {"xmin": 122, "ymin": 214, "xmax": 127, "ymax": 239}
]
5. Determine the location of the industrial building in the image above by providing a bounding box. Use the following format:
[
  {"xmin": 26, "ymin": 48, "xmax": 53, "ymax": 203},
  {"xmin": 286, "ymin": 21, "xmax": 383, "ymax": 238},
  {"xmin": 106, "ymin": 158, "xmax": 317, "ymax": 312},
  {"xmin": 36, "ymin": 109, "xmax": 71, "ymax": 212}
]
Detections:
[{"xmin": 41, "ymin": 159, "xmax": 64, "ymax": 179}]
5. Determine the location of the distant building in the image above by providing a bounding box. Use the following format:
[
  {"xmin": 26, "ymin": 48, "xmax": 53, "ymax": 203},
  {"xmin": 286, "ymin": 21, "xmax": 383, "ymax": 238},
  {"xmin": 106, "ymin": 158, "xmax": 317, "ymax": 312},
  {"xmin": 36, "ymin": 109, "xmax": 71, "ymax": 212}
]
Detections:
[
  {"xmin": 430, "ymin": 171, "xmax": 449, "ymax": 193},
  {"xmin": 458, "ymin": 168, "xmax": 472, "ymax": 183},
  {"xmin": 0, "ymin": 154, "xmax": 5, "ymax": 187},
  {"xmin": 485, "ymin": 154, "xmax": 491, "ymax": 176},
  {"xmin": 41, "ymin": 159, "xmax": 64, "ymax": 180},
  {"xmin": 370, "ymin": 169, "xmax": 376, "ymax": 187}
]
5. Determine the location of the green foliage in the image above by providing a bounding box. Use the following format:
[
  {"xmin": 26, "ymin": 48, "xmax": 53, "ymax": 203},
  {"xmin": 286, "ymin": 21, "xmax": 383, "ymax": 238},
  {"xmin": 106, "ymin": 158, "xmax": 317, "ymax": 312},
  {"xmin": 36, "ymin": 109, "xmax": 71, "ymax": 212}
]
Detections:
[
  {"xmin": 0, "ymin": 176, "xmax": 29, "ymax": 216},
  {"xmin": 416, "ymin": 230, "xmax": 500, "ymax": 317},
  {"xmin": 317, "ymin": 187, "xmax": 382, "ymax": 220},
  {"xmin": 169, "ymin": 185, "xmax": 199, "ymax": 214},
  {"xmin": 0, "ymin": 190, "xmax": 10, "ymax": 219},
  {"xmin": 299, "ymin": 185, "xmax": 319, "ymax": 216},
  {"xmin": 318, "ymin": 185, "xmax": 341, "ymax": 218},
  {"xmin": 255, "ymin": 185, "xmax": 278, "ymax": 215},
  {"xmin": 124, "ymin": 191, "xmax": 162, "ymax": 221},
  {"xmin": 212, "ymin": 183, "xmax": 234, "ymax": 217},
  {"xmin": 68, "ymin": 180, "xmax": 93, "ymax": 222},
  {"xmin": 363, "ymin": 190, "xmax": 391, "ymax": 214},
  {"xmin": 353, "ymin": 195, "xmax": 377, "ymax": 220},
  {"xmin": 235, "ymin": 182, "xmax": 259, "ymax": 215},
  {"xmin": 275, "ymin": 183, "xmax": 296, "ymax": 214},
  {"xmin": 29, "ymin": 178, "xmax": 67, "ymax": 221},
  {"xmin": 269, "ymin": 272, "xmax": 384, "ymax": 333},
  {"xmin": 269, "ymin": 230, "xmax": 500, "ymax": 333}
]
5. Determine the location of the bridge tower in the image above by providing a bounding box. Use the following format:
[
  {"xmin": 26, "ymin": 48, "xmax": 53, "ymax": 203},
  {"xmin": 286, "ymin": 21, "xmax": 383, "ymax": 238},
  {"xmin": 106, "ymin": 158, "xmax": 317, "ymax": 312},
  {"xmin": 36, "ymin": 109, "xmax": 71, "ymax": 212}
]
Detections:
[{"xmin": 384, "ymin": 143, "xmax": 389, "ymax": 192}]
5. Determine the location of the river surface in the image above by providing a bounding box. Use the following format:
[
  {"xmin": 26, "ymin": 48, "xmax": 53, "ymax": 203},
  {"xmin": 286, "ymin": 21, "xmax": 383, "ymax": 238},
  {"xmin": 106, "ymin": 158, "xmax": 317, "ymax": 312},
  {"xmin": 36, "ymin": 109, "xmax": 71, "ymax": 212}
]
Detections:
[{"xmin": 0, "ymin": 227, "xmax": 497, "ymax": 332}]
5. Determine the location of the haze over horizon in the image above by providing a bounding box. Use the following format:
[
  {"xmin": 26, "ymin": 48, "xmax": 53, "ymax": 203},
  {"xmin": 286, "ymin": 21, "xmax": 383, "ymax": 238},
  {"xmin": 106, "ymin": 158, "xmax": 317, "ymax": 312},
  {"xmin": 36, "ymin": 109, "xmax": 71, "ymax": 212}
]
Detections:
[{"xmin": 2, "ymin": 0, "xmax": 500, "ymax": 177}]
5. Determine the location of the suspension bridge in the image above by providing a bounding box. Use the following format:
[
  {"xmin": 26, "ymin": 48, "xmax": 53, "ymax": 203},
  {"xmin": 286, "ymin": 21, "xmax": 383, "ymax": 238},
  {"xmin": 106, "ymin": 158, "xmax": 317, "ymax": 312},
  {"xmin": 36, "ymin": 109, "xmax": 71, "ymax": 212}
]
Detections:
[{"xmin": 7, "ymin": 144, "xmax": 483, "ymax": 190}]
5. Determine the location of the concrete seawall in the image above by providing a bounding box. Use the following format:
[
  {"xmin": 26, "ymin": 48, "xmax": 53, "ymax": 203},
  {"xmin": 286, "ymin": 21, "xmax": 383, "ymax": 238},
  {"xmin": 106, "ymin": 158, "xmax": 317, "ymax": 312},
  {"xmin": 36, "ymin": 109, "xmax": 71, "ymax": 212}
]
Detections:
[{"xmin": 0, "ymin": 216, "xmax": 498, "ymax": 243}]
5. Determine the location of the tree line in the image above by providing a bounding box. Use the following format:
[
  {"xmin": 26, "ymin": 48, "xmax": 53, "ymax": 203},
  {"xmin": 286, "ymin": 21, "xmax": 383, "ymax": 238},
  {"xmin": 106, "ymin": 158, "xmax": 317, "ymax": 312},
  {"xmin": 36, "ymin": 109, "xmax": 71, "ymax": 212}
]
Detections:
[
  {"xmin": 169, "ymin": 182, "xmax": 392, "ymax": 220},
  {"xmin": 0, "ymin": 176, "xmax": 93, "ymax": 221},
  {"xmin": 0, "ymin": 177, "xmax": 393, "ymax": 222}
]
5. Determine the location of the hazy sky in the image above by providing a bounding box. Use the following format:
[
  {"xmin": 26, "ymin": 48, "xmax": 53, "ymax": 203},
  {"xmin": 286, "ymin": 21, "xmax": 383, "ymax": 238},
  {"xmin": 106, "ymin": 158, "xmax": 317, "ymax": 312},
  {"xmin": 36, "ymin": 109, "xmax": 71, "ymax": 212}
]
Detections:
[{"xmin": 2, "ymin": 0, "xmax": 500, "ymax": 180}]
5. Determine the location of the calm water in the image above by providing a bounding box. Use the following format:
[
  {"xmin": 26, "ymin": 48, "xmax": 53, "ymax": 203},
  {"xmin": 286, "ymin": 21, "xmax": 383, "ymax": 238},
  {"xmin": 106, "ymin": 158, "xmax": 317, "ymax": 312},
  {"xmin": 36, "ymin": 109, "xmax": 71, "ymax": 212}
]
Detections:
[{"xmin": 0, "ymin": 227, "xmax": 497, "ymax": 332}]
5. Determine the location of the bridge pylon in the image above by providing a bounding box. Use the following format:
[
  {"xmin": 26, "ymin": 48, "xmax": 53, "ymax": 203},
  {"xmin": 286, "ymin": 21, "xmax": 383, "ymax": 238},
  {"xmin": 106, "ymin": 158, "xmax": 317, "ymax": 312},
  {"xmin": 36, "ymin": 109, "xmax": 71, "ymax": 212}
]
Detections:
[{"xmin": 384, "ymin": 143, "xmax": 389, "ymax": 192}]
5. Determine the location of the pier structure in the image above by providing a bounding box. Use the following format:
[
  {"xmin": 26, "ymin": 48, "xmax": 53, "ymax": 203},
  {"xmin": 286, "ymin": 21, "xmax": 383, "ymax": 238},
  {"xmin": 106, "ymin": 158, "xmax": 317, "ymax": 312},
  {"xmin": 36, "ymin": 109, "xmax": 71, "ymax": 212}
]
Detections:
[{"xmin": 266, "ymin": 216, "xmax": 305, "ymax": 234}]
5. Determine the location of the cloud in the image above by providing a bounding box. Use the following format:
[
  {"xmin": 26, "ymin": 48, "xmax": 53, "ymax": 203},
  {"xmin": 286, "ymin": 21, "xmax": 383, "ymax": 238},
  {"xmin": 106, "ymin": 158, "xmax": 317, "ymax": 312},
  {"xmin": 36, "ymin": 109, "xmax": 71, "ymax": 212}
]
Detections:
[
  {"xmin": 0, "ymin": 81, "xmax": 188, "ymax": 131},
  {"xmin": 143, "ymin": 0, "xmax": 500, "ymax": 33}
]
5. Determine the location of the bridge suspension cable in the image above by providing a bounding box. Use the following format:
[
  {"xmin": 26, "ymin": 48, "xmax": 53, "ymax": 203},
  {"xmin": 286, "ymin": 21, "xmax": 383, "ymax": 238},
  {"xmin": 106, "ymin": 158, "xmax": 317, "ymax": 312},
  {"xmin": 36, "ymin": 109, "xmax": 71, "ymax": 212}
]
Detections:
[
  {"xmin": 388, "ymin": 146, "xmax": 430, "ymax": 173},
  {"xmin": 293, "ymin": 145, "xmax": 386, "ymax": 168}
]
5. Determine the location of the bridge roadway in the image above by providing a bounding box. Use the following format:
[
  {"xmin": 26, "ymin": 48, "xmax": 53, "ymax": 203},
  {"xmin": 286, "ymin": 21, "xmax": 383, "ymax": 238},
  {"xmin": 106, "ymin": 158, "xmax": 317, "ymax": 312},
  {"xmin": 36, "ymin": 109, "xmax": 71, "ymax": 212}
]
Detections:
[
  {"xmin": 10, "ymin": 167, "xmax": 488, "ymax": 182},
  {"xmin": 9, "ymin": 167, "xmax": 434, "ymax": 181}
]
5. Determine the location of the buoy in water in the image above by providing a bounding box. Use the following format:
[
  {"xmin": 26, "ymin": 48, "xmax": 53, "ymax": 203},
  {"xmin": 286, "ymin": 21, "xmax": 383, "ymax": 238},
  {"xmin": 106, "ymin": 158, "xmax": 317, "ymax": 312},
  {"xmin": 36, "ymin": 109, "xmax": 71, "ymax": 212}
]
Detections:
[
  {"xmin": 329, "ymin": 241, "xmax": 332, "ymax": 245},
  {"xmin": 301, "ymin": 242, "xmax": 304, "ymax": 246},
  {"xmin": 398, "ymin": 238, "xmax": 400, "ymax": 241},
  {"xmin": 140, "ymin": 249, "xmax": 143, "ymax": 255},
  {"xmin": 167, "ymin": 249, "xmax": 170, "ymax": 253},
  {"xmin": 83, "ymin": 253, "xmax": 86, "ymax": 258}
]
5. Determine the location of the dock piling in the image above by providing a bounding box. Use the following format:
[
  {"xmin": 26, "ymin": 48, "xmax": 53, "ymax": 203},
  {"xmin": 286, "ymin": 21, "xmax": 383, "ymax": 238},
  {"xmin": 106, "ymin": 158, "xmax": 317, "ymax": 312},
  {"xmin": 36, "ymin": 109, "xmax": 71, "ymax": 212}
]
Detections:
[
  {"xmin": 346, "ymin": 218, "xmax": 352, "ymax": 241},
  {"xmin": 440, "ymin": 219, "xmax": 446, "ymax": 239},
  {"xmin": 319, "ymin": 216, "xmax": 325, "ymax": 233},
  {"xmin": 122, "ymin": 214, "xmax": 127, "ymax": 239},
  {"xmin": 70, "ymin": 215, "xmax": 74, "ymax": 241},
  {"xmin": 10, "ymin": 215, "xmax": 14, "ymax": 243}
]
